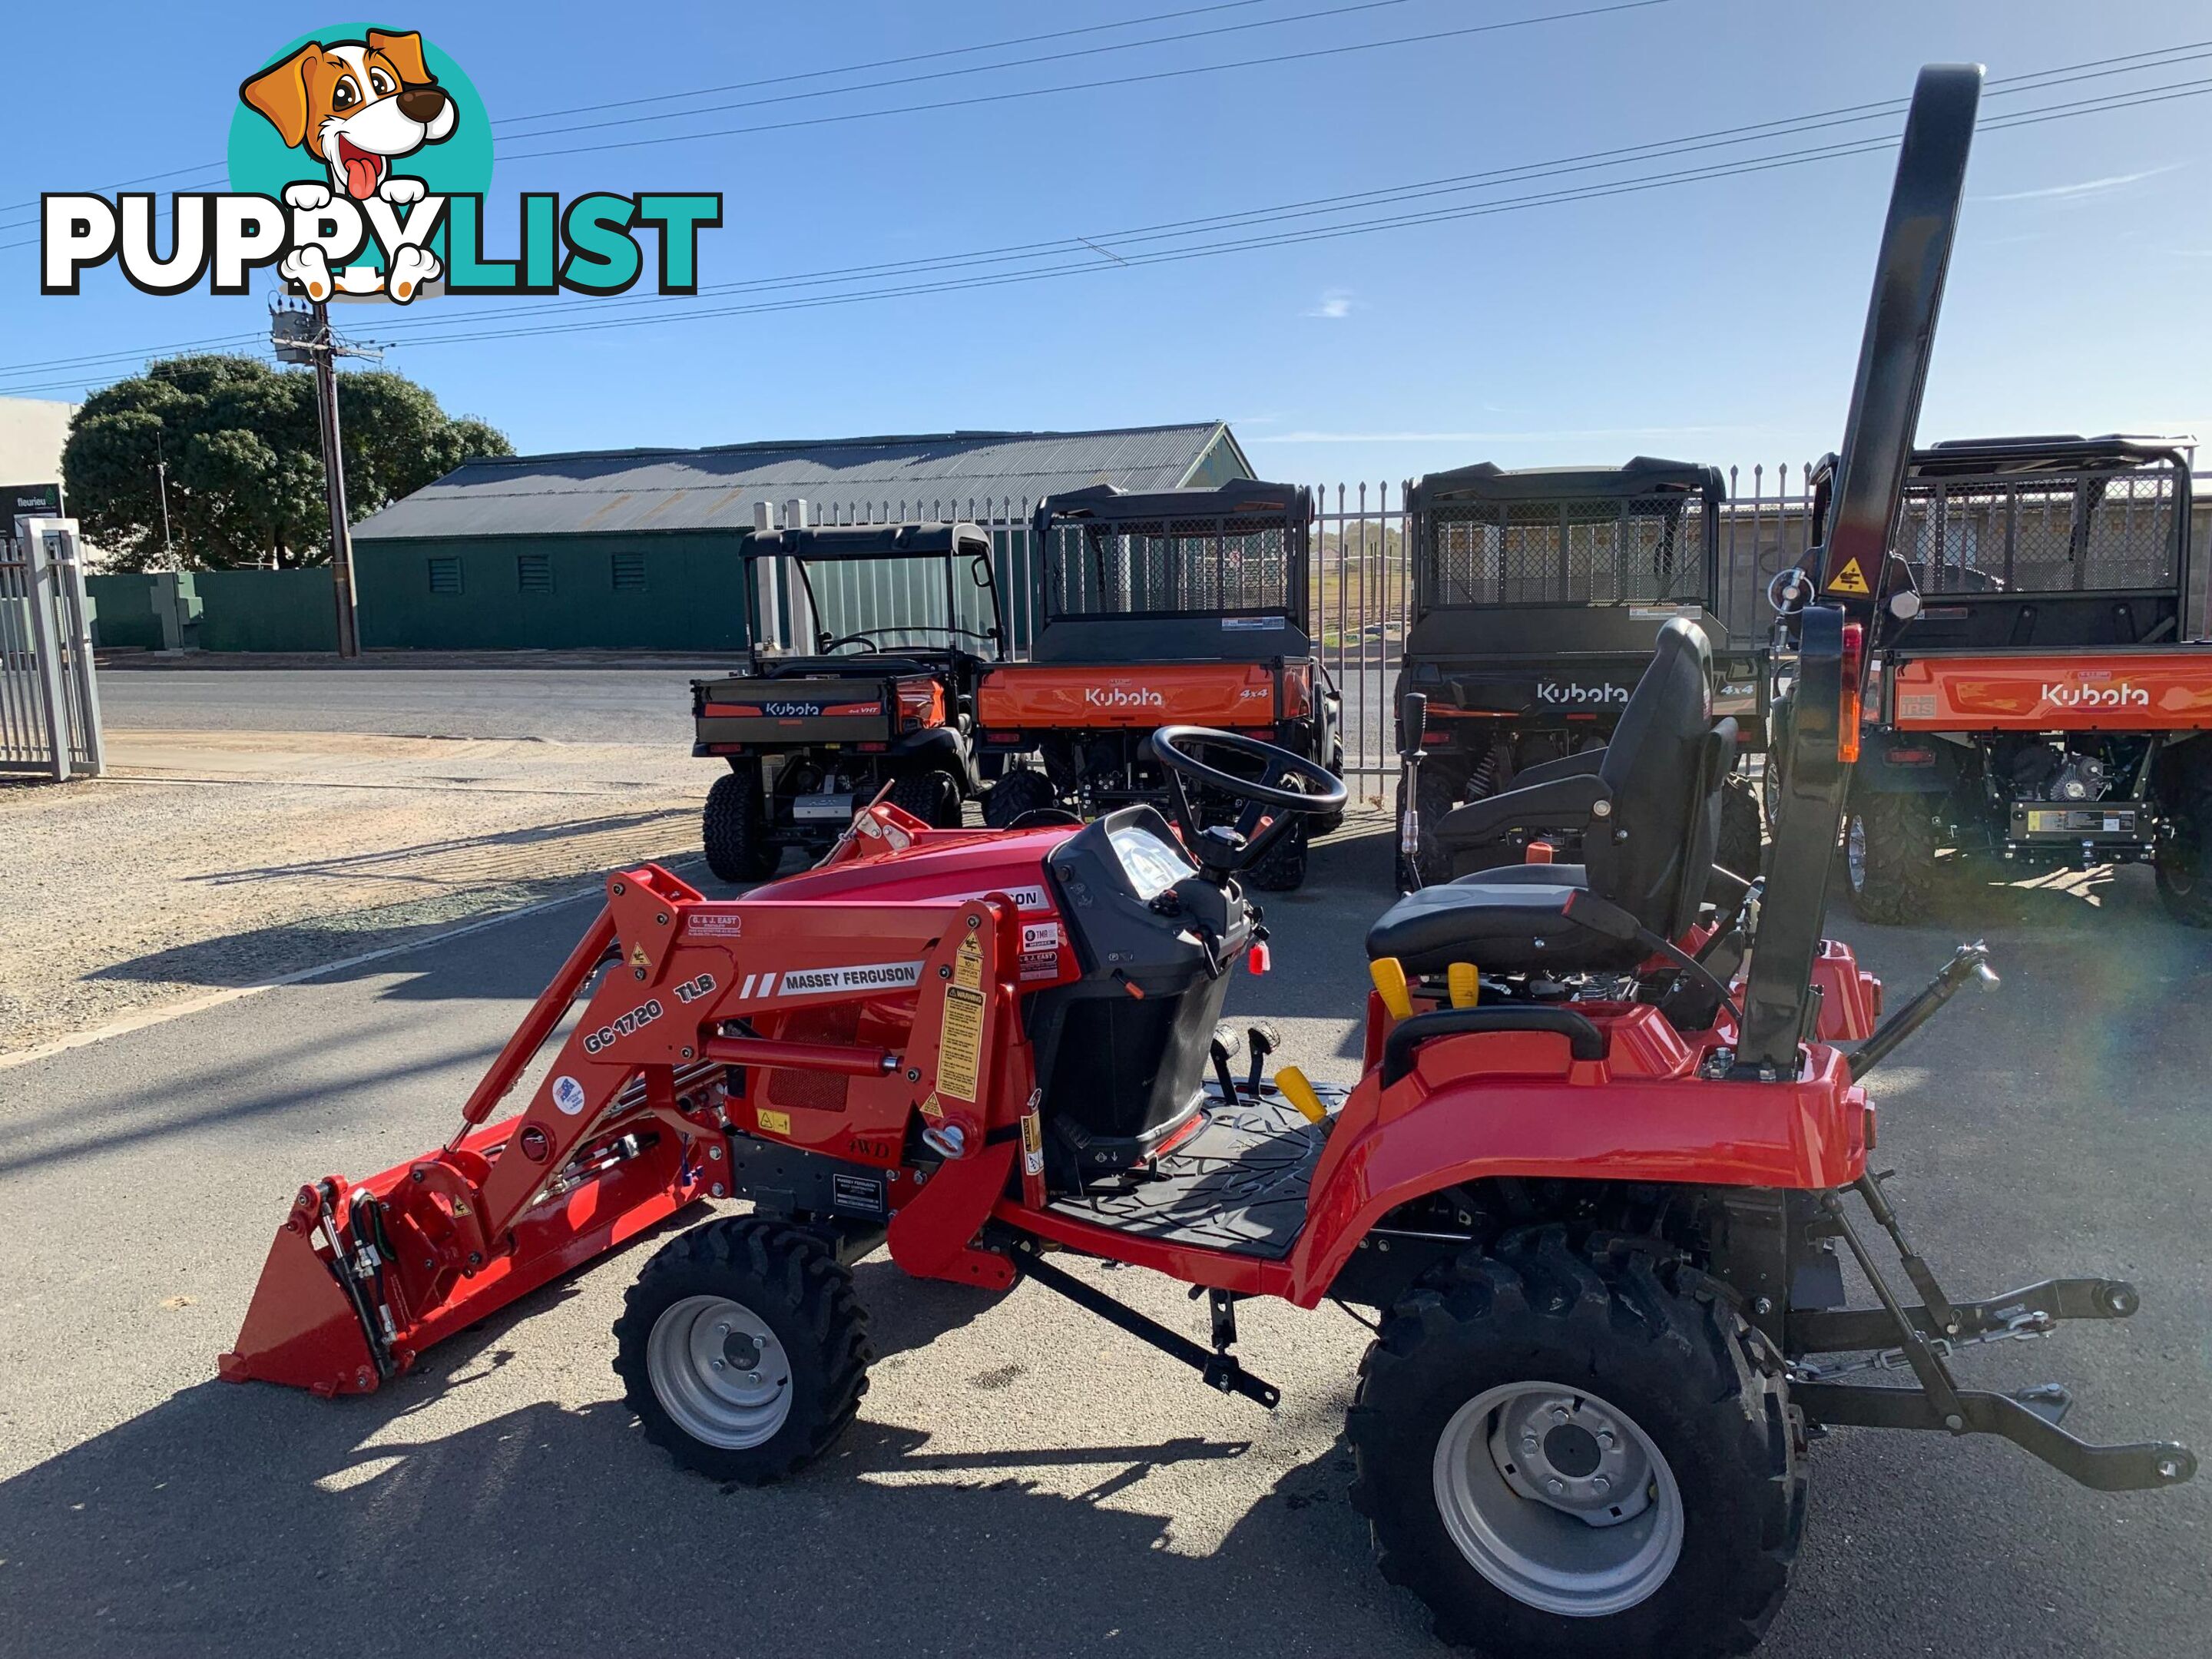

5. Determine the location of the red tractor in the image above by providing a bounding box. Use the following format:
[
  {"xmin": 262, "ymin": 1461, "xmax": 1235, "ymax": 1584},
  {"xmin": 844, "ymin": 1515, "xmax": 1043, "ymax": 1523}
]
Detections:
[{"xmin": 219, "ymin": 68, "xmax": 2193, "ymax": 1657}]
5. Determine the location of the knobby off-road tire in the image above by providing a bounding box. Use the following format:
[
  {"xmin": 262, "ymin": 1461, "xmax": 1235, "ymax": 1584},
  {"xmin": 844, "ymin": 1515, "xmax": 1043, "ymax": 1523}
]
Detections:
[
  {"xmin": 703, "ymin": 769, "xmax": 780, "ymax": 882},
  {"xmin": 614, "ymin": 1217, "xmax": 872, "ymax": 1485},
  {"xmin": 1843, "ymin": 791, "xmax": 1939, "ymax": 926},
  {"xmin": 1402, "ymin": 767, "xmax": 1469, "ymax": 886},
  {"xmin": 1244, "ymin": 815, "xmax": 1310, "ymax": 891},
  {"xmin": 1715, "ymin": 774, "xmax": 1764, "ymax": 891},
  {"xmin": 1348, "ymin": 1230, "xmax": 1804, "ymax": 1659},
  {"xmin": 890, "ymin": 768, "xmax": 964, "ymax": 828},
  {"xmin": 2154, "ymin": 765, "xmax": 2212, "ymax": 927},
  {"xmin": 984, "ymin": 767, "xmax": 1060, "ymax": 829}
]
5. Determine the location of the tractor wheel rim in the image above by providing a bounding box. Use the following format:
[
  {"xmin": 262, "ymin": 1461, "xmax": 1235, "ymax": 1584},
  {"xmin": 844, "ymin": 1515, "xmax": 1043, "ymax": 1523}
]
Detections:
[
  {"xmin": 1432, "ymin": 1381, "xmax": 1684, "ymax": 1619},
  {"xmin": 1847, "ymin": 816, "xmax": 1869, "ymax": 890},
  {"xmin": 647, "ymin": 1294, "xmax": 793, "ymax": 1450}
]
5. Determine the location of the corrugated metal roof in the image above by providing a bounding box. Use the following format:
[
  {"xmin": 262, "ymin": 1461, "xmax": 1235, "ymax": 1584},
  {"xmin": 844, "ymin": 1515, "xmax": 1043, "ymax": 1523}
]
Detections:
[{"xmin": 355, "ymin": 423, "xmax": 1241, "ymax": 541}]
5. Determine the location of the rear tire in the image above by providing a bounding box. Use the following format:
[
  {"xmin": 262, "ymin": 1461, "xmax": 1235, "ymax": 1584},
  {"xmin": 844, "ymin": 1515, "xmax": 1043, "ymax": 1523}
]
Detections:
[
  {"xmin": 890, "ymin": 768, "xmax": 962, "ymax": 828},
  {"xmin": 1843, "ymin": 791, "xmax": 1939, "ymax": 926},
  {"xmin": 1348, "ymin": 1230, "xmax": 1803, "ymax": 1658},
  {"xmin": 1716, "ymin": 774, "xmax": 1763, "ymax": 889},
  {"xmin": 703, "ymin": 769, "xmax": 780, "ymax": 882},
  {"xmin": 984, "ymin": 767, "xmax": 1059, "ymax": 829},
  {"xmin": 1407, "ymin": 767, "xmax": 1467, "ymax": 886},
  {"xmin": 2154, "ymin": 766, "xmax": 2212, "ymax": 927},
  {"xmin": 614, "ymin": 1217, "xmax": 871, "ymax": 1485},
  {"xmin": 1245, "ymin": 816, "xmax": 1310, "ymax": 891}
]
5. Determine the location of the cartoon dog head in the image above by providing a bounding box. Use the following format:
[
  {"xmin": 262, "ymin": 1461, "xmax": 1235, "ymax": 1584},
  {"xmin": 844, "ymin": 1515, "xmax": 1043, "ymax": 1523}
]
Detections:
[{"xmin": 240, "ymin": 29, "xmax": 457, "ymax": 201}]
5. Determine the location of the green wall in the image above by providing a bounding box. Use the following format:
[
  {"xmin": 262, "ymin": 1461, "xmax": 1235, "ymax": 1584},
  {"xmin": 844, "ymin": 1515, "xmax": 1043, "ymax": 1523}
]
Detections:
[
  {"xmin": 355, "ymin": 531, "xmax": 754, "ymax": 651},
  {"xmin": 86, "ymin": 575, "xmax": 169, "ymax": 649},
  {"xmin": 194, "ymin": 569, "xmax": 340, "ymax": 652}
]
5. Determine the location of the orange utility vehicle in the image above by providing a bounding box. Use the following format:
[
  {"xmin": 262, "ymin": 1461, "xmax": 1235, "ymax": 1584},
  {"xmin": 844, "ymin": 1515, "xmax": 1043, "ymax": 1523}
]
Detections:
[
  {"xmin": 1803, "ymin": 437, "xmax": 2212, "ymax": 924},
  {"xmin": 974, "ymin": 482, "xmax": 1341, "ymax": 889}
]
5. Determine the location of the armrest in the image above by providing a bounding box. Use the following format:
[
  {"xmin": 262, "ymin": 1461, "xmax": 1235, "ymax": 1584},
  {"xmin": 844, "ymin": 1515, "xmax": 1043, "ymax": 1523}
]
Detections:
[
  {"xmin": 1510, "ymin": 746, "xmax": 1606, "ymax": 787},
  {"xmin": 1381, "ymin": 1007, "xmax": 1608, "ymax": 1086},
  {"xmin": 1432, "ymin": 773, "xmax": 1613, "ymax": 849}
]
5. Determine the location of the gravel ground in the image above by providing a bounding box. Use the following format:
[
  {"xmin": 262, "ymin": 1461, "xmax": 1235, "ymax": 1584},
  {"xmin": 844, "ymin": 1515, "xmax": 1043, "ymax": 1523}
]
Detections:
[{"xmin": 0, "ymin": 727, "xmax": 711, "ymax": 1059}]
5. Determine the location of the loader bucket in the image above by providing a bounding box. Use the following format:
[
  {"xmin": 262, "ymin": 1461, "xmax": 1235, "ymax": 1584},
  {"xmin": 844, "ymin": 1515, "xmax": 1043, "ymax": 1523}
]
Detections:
[{"xmin": 220, "ymin": 876, "xmax": 717, "ymax": 1396}]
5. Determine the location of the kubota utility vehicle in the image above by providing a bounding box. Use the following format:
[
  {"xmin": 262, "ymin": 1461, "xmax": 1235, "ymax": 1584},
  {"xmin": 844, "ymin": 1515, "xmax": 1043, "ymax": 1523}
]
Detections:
[
  {"xmin": 972, "ymin": 481, "xmax": 1342, "ymax": 889},
  {"xmin": 1783, "ymin": 436, "xmax": 2212, "ymax": 926},
  {"xmin": 690, "ymin": 522, "xmax": 1005, "ymax": 879},
  {"xmin": 1398, "ymin": 458, "xmax": 1767, "ymax": 887},
  {"xmin": 221, "ymin": 69, "xmax": 2195, "ymax": 1658}
]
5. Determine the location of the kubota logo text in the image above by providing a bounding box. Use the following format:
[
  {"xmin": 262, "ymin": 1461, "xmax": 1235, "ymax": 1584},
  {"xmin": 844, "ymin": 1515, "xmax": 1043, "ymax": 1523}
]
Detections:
[
  {"xmin": 1536, "ymin": 680, "xmax": 1631, "ymax": 706},
  {"xmin": 1084, "ymin": 687, "xmax": 1167, "ymax": 709},
  {"xmin": 2039, "ymin": 681, "xmax": 2149, "ymax": 710}
]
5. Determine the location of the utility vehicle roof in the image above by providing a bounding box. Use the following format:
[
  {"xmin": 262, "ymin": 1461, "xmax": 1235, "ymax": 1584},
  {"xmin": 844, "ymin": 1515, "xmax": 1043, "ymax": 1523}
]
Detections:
[
  {"xmin": 1811, "ymin": 435, "xmax": 2196, "ymax": 483},
  {"xmin": 1031, "ymin": 480, "xmax": 1308, "ymax": 531},
  {"xmin": 746, "ymin": 522, "xmax": 995, "ymax": 563},
  {"xmin": 1411, "ymin": 457, "xmax": 1725, "ymax": 506}
]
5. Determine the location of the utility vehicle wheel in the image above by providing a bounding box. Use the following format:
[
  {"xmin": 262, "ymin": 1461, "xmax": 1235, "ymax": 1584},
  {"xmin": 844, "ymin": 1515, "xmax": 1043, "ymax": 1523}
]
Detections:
[
  {"xmin": 985, "ymin": 767, "xmax": 1059, "ymax": 829},
  {"xmin": 2154, "ymin": 768, "xmax": 2212, "ymax": 927},
  {"xmin": 1245, "ymin": 816, "xmax": 1310, "ymax": 892},
  {"xmin": 1843, "ymin": 792, "xmax": 1938, "ymax": 926},
  {"xmin": 1715, "ymin": 774, "xmax": 1763, "ymax": 889},
  {"xmin": 890, "ymin": 769, "xmax": 963, "ymax": 828},
  {"xmin": 1408, "ymin": 768, "xmax": 1467, "ymax": 886},
  {"xmin": 1316, "ymin": 743, "xmax": 1348, "ymax": 836},
  {"xmin": 703, "ymin": 770, "xmax": 780, "ymax": 882},
  {"xmin": 1349, "ymin": 1231, "xmax": 1803, "ymax": 1659},
  {"xmin": 614, "ymin": 1217, "xmax": 871, "ymax": 1485}
]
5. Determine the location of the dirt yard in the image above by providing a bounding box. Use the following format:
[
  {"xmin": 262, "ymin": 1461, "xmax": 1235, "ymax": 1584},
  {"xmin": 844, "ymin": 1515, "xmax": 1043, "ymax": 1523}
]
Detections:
[{"xmin": 0, "ymin": 727, "xmax": 709, "ymax": 1061}]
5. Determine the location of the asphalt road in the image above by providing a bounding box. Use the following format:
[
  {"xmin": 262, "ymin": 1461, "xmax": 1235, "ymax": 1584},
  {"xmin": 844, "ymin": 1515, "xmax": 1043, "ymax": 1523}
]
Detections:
[
  {"xmin": 2, "ymin": 826, "xmax": 2207, "ymax": 1659},
  {"xmin": 98, "ymin": 667, "xmax": 716, "ymax": 746}
]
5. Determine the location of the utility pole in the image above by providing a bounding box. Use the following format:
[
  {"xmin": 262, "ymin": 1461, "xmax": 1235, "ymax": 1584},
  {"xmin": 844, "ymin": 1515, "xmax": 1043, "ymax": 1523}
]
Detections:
[
  {"xmin": 154, "ymin": 431, "xmax": 174, "ymax": 566},
  {"xmin": 271, "ymin": 297, "xmax": 382, "ymax": 657}
]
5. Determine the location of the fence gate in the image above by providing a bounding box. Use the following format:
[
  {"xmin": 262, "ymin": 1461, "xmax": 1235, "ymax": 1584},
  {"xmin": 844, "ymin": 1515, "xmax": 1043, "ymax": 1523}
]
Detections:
[{"xmin": 0, "ymin": 517, "xmax": 104, "ymax": 781}]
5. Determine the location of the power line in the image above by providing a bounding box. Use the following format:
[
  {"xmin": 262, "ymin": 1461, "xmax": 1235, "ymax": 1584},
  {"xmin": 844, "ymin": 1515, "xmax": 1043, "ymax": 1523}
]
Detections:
[
  {"xmin": 493, "ymin": 1, "xmax": 1669, "ymax": 164},
  {"xmin": 0, "ymin": 0, "xmax": 1422, "ymax": 227},
  {"xmin": 5, "ymin": 62, "xmax": 2205, "ymax": 397}
]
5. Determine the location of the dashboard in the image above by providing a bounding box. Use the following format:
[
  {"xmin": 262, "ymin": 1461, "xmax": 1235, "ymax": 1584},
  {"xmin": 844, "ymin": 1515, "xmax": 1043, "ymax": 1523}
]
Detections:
[{"xmin": 1107, "ymin": 821, "xmax": 1198, "ymax": 900}]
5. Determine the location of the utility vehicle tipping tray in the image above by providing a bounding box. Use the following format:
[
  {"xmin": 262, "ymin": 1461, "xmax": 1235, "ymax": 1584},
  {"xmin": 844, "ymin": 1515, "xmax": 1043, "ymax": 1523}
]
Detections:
[
  {"xmin": 1884, "ymin": 645, "xmax": 2212, "ymax": 732},
  {"xmin": 694, "ymin": 671, "xmax": 942, "ymax": 750},
  {"xmin": 977, "ymin": 661, "xmax": 1295, "ymax": 730}
]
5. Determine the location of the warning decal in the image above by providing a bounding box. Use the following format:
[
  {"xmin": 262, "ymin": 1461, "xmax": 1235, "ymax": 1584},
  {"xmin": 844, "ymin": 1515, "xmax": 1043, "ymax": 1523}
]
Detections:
[
  {"xmin": 1826, "ymin": 557, "xmax": 1872, "ymax": 597},
  {"xmin": 952, "ymin": 927, "xmax": 984, "ymax": 993},
  {"xmin": 938, "ymin": 987, "xmax": 985, "ymax": 1101}
]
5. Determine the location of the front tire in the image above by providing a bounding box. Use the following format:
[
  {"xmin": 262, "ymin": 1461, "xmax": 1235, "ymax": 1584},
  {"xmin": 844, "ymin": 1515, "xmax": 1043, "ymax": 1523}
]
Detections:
[
  {"xmin": 1245, "ymin": 815, "xmax": 1310, "ymax": 891},
  {"xmin": 2154, "ymin": 767, "xmax": 2212, "ymax": 926},
  {"xmin": 614, "ymin": 1217, "xmax": 872, "ymax": 1485},
  {"xmin": 1843, "ymin": 791, "xmax": 1939, "ymax": 926},
  {"xmin": 1349, "ymin": 1230, "xmax": 1803, "ymax": 1658},
  {"xmin": 984, "ymin": 766, "xmax": 1060, "ymax": 828},
  {"xmin": 703, "ymin": 769, "xmax": 780, "ymax": 882}
]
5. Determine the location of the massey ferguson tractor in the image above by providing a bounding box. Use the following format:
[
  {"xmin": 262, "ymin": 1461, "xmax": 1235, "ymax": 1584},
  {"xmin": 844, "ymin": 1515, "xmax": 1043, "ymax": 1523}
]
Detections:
[
  {"xmin": 972, "ymin": 481, "xmax": 1342, "ymax": 889},
  {"xmin": 1789, "ymin": 436, "xmax": 2212, "ymax": 926},
  {"xmin": 220, "ymin": 68, "xmax": 2194, "ymax": 1659},
  {"xmin": 690, "ymin": 522, "xmax": 1006, "ymax": 879},
  {"xmin": 1397, "ymin": 459, "xmax": 1767, "ymax": 886}
]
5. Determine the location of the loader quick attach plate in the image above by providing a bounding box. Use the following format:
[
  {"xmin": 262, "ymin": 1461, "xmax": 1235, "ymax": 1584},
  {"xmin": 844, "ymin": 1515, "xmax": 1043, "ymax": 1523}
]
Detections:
[{"xmin": 1045, "ymin": 1081, "xmax": 1348, "ymax": 1260}]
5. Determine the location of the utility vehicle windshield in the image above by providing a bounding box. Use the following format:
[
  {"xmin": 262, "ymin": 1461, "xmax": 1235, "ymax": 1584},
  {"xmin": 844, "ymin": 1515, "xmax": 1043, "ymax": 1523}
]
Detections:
[{"xmin": 786, "ymin": 549, "xmax": 1004, "ymax": 654}]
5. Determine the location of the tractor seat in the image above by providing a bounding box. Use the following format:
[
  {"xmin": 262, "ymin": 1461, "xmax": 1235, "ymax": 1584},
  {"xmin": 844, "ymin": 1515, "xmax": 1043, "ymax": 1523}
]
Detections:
[{"xmin": 1367, "ymin": 618, "xmax": 1730, "ymax": 978}]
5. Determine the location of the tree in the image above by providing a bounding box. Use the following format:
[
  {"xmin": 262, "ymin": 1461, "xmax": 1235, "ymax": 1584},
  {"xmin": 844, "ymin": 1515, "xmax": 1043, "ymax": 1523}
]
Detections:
[{"xmin": 62, "ymin": 355, "xmax": 512, "ymax": 570}]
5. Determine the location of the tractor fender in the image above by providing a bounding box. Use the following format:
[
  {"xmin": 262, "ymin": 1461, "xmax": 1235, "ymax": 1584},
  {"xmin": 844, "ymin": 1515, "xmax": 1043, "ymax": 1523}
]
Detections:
[
  {"xmin": 1286, "ymin": 1051, "xmax": 1867, "ymax": 1306},
  {"xmin": 1850, "ymin": 736, "xmax": 1959, "ymax": 795},
  {"xmin": 889, "ymin": 724, "xmax": 980, "ymax": 792}
]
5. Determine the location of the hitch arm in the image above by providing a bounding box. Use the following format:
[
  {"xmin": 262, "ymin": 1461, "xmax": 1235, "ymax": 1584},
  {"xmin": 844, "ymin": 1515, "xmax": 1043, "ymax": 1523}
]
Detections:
[
  {"xmin": 1790, "ymin": 1276, "xmax": 2141, "ymax": 1353},
  {"xmin": 1793, "ymin": 1382, "xmax": 2196, "ymax": 1492}
]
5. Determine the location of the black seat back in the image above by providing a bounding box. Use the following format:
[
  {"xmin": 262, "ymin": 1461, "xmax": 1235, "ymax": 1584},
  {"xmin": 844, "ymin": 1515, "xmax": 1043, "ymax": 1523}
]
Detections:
[{"xmin": 1586, "ymin": 618, "xmax": 1716, "ymax": 934}]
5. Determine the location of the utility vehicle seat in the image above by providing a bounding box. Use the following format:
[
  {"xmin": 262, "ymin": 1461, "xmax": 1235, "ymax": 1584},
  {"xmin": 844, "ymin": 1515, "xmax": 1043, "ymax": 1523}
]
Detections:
[{"xmin": 1367, "ymin": 619, "xmax": 1731, "ymax": 975}]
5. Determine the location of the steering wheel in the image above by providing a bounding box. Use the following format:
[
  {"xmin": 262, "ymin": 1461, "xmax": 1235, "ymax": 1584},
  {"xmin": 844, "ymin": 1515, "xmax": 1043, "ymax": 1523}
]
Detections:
[{"xmin": 1146, "ymin": 726, "xmax": 1349, "ymax": 879}]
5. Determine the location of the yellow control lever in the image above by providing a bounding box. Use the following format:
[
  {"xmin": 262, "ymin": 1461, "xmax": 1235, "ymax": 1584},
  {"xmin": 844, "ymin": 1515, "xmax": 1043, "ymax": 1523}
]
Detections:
[
  {"xmin": 1273, "ymin": 1065, "xmax": 1327, "ymax": 1124},
  {"xmin": 1448, "ymin": 962, "xmax": 1481, "ymax": 1008},
  {"xmin": 1369, "ymin": 956, "xmax": 1414, "ymax": 1019}
]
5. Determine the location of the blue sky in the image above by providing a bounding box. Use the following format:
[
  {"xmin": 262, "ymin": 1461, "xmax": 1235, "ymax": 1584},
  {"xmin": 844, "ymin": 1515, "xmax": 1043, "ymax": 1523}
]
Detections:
[{"xmin": 2, "ymin": 0, "xmax": 2208, "ymax": 492}]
